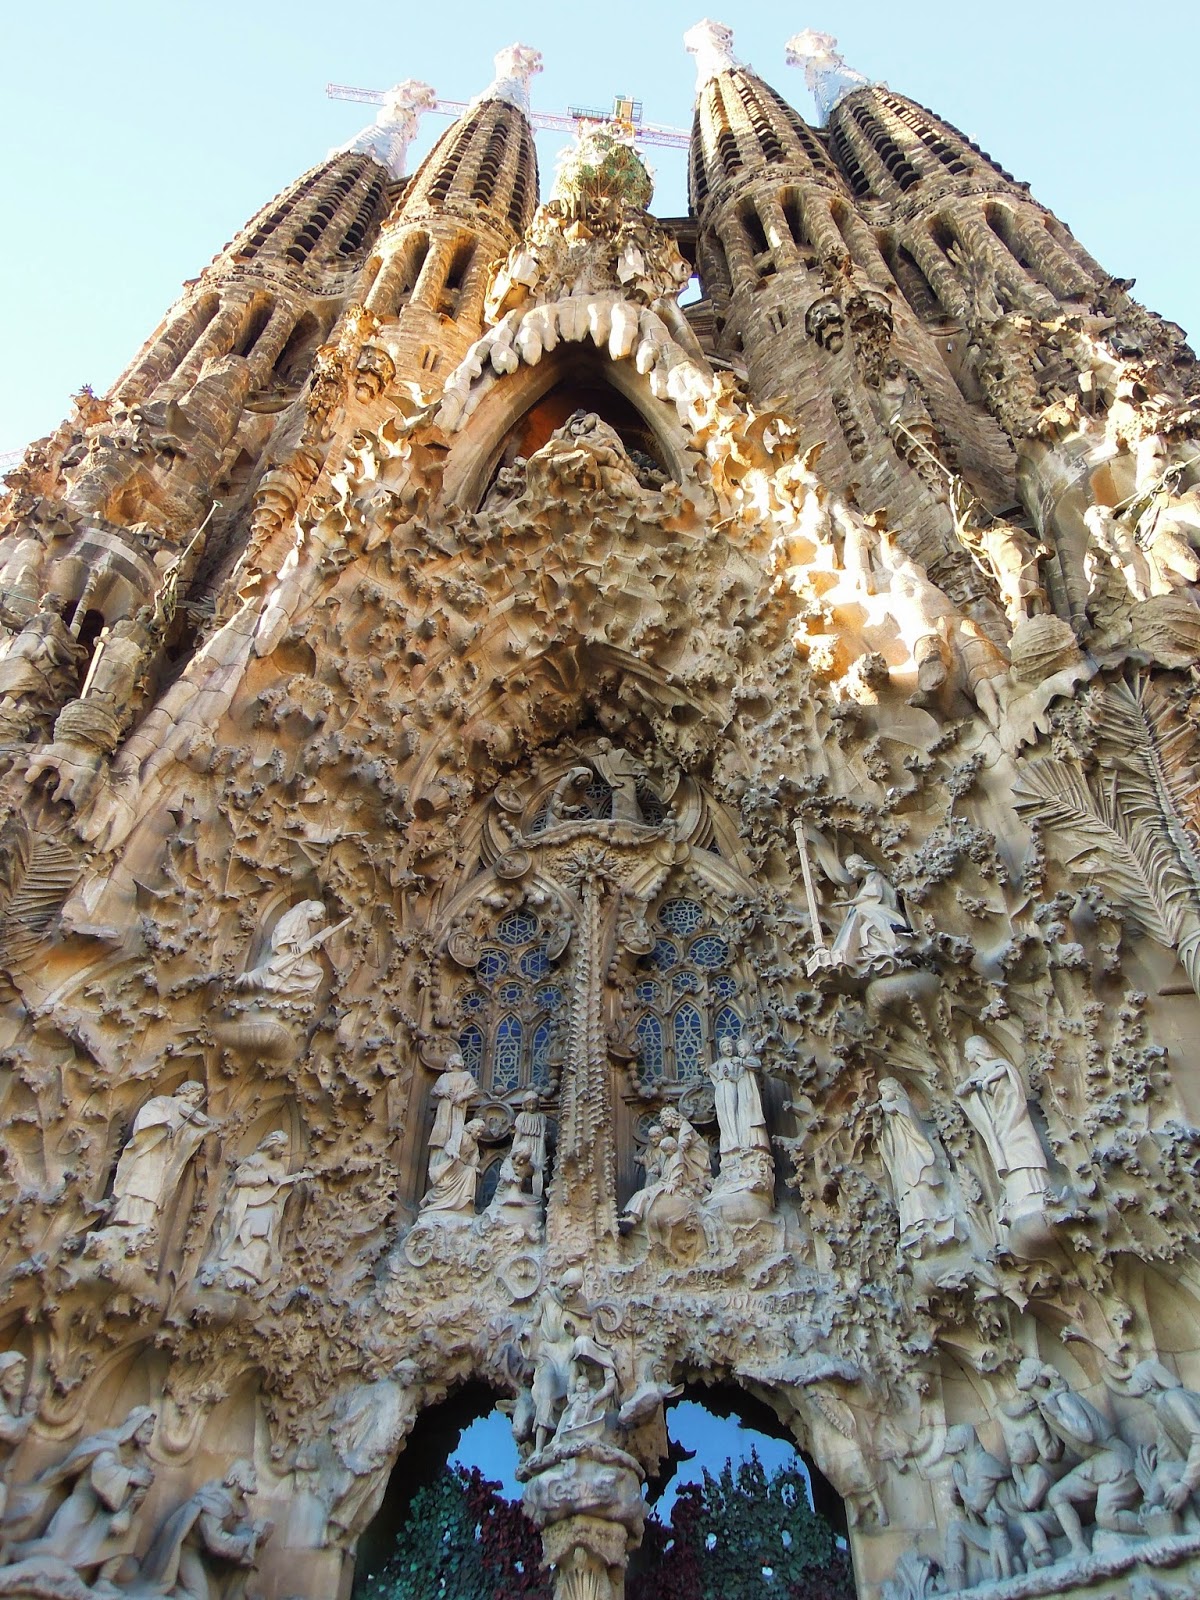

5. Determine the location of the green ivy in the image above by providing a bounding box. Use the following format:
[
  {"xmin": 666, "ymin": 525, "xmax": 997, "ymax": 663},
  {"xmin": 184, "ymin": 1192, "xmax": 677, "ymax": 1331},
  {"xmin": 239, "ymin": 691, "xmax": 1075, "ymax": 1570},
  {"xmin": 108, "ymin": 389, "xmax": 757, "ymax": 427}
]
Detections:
[{"xmin": 354, "ymin": 1452, "xmax": 853, "ymax": 1600}]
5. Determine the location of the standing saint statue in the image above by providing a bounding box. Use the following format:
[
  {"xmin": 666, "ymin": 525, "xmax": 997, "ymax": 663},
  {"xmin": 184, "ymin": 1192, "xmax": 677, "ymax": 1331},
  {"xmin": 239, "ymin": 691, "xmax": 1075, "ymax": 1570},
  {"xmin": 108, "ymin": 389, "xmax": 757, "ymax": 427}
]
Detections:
[
  {"xmin": 201, "ymin": 1133, "xmax": 312, "ymax": 1293},
  {"xmin": 102, "ymin": 1081, "xmax": 212, "ymax": 1242},
  {"xmin": 589, "ymin": 739, "xmax": 644, "ymax": 824},
  {"xmin": 510, "ymin": 1091, "xmax": 548, "ymax": 1198},
  {"xmin": 427, "ymin": 1053, "xmax": 479, "ymax": 1165},
  {"xmin": 876, "ymin": 1078, "xmax": 956, "ymax": 1250},
  {"xmin": 707, "ymin": 1036, "xmax": 771, "ymax": 1158},
  {"xmin": 956, "ymin": 1036, "xmax": 1049, "ymax": 1219}
]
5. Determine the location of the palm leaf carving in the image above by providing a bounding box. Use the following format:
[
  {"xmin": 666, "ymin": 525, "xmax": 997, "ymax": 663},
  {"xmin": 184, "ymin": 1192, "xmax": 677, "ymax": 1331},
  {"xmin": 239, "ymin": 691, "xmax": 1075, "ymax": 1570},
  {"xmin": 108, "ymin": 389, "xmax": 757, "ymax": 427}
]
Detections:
[{"xmin": 1012, "ymin": 676, "xmax": 1200, "ymax": 997}]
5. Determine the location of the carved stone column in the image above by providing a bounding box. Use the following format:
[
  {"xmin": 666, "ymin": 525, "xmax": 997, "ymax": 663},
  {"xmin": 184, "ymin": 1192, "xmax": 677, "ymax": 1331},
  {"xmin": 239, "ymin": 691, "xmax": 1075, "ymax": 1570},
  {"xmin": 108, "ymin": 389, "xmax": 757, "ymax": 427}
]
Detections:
[{"xmin": 548, "ymin": 851, "xmax": 621, "ymax": 1259}]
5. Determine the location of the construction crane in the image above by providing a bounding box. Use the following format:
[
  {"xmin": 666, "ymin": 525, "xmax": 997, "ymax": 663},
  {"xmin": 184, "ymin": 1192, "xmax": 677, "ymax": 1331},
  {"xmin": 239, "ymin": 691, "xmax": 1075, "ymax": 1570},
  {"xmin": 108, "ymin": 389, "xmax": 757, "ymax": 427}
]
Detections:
[{"xmin": 326, "ymin": 84, "xmax": 691, "ymax": 150}]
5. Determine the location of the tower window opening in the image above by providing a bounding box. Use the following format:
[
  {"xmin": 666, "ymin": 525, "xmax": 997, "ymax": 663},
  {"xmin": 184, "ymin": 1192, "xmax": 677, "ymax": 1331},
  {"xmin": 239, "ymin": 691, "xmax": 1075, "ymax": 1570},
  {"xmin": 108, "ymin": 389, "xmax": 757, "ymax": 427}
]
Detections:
[
  {"xmin": 426, "ymin": 120, "xmax": 475, "ymax": 203},
  {"xmin": 830, "ymin": 123, "xmax": 871, "ymax": 198},
  {"xmin": 395, "ymin": 233, "xmax": 430, "ymax": 310},
  {"xmin": 734, "ymin": 80, "xmax": 784, "ymax": 165},
  {"xmin": 232, "ymin": 299, "xmax": 273, "ymax": 358},
  {"xmin": 740, "ymin": 203, "xmax": 769, "ymax": 258},
  {"xmin": 886, "ymin": 242, "xmax": 941, "ymax": 321},
  {"xmin": 438, "ymin": 241, "xmax": 477, "ymax": 317},
  {"xmin": 470, "ymin": 121, "xmax": 509, "ymax": 204},
  {"xmin": 272, "ymin": 313, "xmax": 322, "ymax": 388},
  {"xmin": 781, "ymin": 191, "xmax": 808, "ymax": 250},
  {"xmin": 508, "ymin": 145, "xmax": 536, "ymax": 229}
]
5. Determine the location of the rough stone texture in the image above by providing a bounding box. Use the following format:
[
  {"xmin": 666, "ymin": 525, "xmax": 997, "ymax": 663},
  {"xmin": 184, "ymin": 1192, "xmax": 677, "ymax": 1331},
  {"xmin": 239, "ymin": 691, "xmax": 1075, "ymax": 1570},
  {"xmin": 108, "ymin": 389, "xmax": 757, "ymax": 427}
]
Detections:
[{"xmin": 1, "ymin": 22, "xmax": 1200, "ymax": 1600}]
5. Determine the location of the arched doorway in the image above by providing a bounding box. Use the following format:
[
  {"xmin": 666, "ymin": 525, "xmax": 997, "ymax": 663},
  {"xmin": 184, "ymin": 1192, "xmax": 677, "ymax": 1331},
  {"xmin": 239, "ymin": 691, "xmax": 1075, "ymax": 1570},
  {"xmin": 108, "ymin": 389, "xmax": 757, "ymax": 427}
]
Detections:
[{"xmin": 352, "ymin": 1383, "xmax": 853, "ymax": 1600}]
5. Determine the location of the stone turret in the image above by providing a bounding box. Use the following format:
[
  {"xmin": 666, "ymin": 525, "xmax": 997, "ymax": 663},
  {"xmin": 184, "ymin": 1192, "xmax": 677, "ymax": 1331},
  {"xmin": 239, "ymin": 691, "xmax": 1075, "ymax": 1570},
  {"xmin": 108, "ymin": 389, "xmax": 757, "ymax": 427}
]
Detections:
[
  {"xmin": 686, "ymin": 21, "xmax": 1017, "ymax": 608},
  {"xmin": 363, "ymin": 46, "xmax": 542, "ymax": 389}
]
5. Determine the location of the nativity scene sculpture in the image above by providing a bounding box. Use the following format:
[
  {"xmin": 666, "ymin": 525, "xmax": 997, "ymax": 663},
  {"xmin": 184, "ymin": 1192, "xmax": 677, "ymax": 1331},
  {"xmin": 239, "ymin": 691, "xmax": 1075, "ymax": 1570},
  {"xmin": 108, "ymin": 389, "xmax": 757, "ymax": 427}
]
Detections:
[{"xmin": 4, "ymin": 21, "xmax": 1200, "ymax": 1600}]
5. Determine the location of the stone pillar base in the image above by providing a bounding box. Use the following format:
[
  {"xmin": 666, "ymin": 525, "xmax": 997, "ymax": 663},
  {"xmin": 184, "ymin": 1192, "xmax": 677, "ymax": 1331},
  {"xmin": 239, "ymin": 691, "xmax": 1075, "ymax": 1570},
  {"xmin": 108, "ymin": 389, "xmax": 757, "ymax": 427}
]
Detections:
[{"xmin": 542, "ymin": 1514, "xmax": 631, "ymax": 1600}]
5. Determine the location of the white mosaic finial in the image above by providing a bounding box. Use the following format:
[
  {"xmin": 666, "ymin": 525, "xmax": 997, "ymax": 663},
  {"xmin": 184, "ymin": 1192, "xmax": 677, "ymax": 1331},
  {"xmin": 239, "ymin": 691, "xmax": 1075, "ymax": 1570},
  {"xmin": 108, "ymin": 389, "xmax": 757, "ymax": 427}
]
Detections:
[
  {"xmin": 785, "ymin": 31, "xmax": 872, "ymax": 125},
  {"xmin": 475, "ymin": 44, "xmax": 544, "ymax": 115},
  {"xmin": 684, "ymin": 20, "xmax": 739, "ymax": 94},
  {"xmin": 333, "ymin": 80, "xmax": 438, "ymax": 179}
]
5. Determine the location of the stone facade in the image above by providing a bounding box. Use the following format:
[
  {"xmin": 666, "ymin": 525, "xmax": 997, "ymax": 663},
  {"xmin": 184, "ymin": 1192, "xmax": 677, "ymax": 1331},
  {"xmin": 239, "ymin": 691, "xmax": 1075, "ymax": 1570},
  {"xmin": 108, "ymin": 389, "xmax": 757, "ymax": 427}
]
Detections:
[{"xmin": 1, "ymin": 22, "xmax": 1200, "ymax": 1600}]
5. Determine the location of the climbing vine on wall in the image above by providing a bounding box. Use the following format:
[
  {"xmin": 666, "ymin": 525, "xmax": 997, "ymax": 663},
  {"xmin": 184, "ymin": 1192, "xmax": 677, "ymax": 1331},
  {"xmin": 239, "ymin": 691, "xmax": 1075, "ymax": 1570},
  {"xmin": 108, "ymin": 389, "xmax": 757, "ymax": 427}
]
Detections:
[{"xmin": 354, "ymin": 1455, "xmax": 852, "ymax": 1600}]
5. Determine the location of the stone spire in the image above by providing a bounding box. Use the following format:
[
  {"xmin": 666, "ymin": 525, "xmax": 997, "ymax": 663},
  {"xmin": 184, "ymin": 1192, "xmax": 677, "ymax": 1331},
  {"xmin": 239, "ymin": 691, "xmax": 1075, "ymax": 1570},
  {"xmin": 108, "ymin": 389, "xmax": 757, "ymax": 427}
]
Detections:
[
  {"xmin": 785, "ymin": 29, "xmax": 872, "ymax": 125},
  {"xmin": 332, "ymin": 79, "xmax": 438, "ymax": 180},
  {"xmin": 471, "ymin": 43, "xmax": 543, "ymax": 115},
  {"xmin": 683, "ymin": 18, "xmax": 739, "ymax": 93}
]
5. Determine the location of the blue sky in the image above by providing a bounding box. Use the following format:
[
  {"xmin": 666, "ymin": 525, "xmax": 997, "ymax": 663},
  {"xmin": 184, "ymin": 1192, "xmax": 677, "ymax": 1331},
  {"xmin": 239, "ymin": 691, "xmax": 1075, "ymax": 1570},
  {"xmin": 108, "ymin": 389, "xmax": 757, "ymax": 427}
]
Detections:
[
  {"xmin": 3, "ymin": 1, "xmax": 1197, "ymax": 454},
  {"xmin": 451, "ymin": 1398, "xmax": 805, "ymax": 1515}
]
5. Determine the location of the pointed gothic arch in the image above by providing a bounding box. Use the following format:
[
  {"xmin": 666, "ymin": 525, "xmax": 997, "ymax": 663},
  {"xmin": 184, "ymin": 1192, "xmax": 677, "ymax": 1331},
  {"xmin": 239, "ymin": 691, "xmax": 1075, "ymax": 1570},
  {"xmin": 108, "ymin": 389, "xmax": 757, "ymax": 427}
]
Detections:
[{"xmin": 438, "ymin": 342, "xmax": 698, "ymax": 510}]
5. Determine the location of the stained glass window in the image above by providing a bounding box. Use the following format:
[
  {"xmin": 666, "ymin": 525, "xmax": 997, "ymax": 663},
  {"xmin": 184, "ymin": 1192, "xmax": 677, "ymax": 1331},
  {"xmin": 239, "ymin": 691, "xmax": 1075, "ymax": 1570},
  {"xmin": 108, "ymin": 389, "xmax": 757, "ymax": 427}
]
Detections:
[
  {"xmin": 660, "ymin": 898, "xmax": 704, "ymax": 935},
  {"xmin": 690, "ymin": 934, "xmax": 729, "ymax": 970},
  {"xmin": 636, "ymin": 1014, "xmax": 665, "ymax": 1079},
  {"xmin": 714, "ymin": 1005, "xmax": 743, "ymax": 1045},
  {"xmin": 458, "ymin": 1024, "xmax": 484, "ymax": 1074},
  {"xmin": 649, "ymin": 938, "xmax": 678, "ymax": 972},
  {"xmin": 494, "ymin": 1015, "xmax": 523, "ymax": 1091},
  {"xmin": 476, "ymin": 949, "xmax": 508, "ymax": 984},
  {"xmin": 631, "ymin": 893, "xmax": 745, "ymax": 1083},
  {"xmin": 498, "ymin": 911, "xmax": 538, "ymax": 947},
  {"xmin": 673, "ymin": 1003, "xmax": 704, "ymax": 1081},
  {"xmin": 531, "ymin": 1022, "xmax": 554, "ymax": 1087},
  {"xmin": 521, "ymin": 944, "xmax": 550, "ymax": 979},
  {"xmin": 455, "ymin": 910, "xmax": 564, "ymax": 1094}
]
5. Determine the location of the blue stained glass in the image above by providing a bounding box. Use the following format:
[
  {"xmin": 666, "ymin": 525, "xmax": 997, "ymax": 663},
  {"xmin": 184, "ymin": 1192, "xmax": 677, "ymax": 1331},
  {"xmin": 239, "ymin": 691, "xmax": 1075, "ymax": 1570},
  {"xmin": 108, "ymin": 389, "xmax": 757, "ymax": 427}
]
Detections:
[
  {"xmin": 635, "ymin": 980, "xmax": 661, "ymax": 1006},
  {"xmin": 497, "ymin": 911, "xmax": 538, "ymax": 947},
  {"xmin": 498, "ymin": 981, "xmax": 523, "ymax": 1005},
  {"xmin": 458, "ymin": 1024, "xmax": 484, "ymax": 1073},
  {"xmin": 714, "ymin": 1005, "xmax": 742, "ymax": 1045},
  {"xmin": 690, "ymin": 934, "xmax": 730, "ymax": 970},
  {"xmin": 673, "ymin": 1002, "xmax": 704, "ymax": 1081},
  {"xmin": 672, "ymin": 970, "xmax": 701, "ymax": 994},
  {"xmin": 649, "ymin": 938, "xmax": 678, "ymax": 972},
  {"xmin": 636, "ymin": 1014, "xmax": 665, "ymax": 1079},
  {"xmin": 476, "ymin": 948, "xmax": 508, "ymax": 984},
  {"xmin": 535, "ymin": 984, "xmax": 563, "ymax": 1012},
  {"xmin": 659, "ymin": 898, "xmax": 703, "ymax": 935},
  {"xmin": 529, "ymin": 801, "xmax": 552, "ymax": 836},
  {"xmin": 713, "ymin": 973, "xmax": 738, "ymax": 1000},
  {"xmin": 460, "ymin": 989, "xmax": 486, "ymax": 1014},
  {"xmin": 521, "ymin": 944, "xmax": 550, "ymax": 979},
  {"xmin": 531, "ymin": 1021, "xmax": 553, "ymax": 1087},
  {"xmin": 493, "ymin": 1014, "xmax": 522, "ymax": 1092}
]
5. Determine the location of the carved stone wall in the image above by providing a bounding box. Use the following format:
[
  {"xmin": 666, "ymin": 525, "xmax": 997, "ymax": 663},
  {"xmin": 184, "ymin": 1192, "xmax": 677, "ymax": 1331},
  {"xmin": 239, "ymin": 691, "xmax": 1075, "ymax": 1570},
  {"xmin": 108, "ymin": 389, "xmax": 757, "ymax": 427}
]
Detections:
[{"xmin": 1, "ymin": 23, "xmax": 1200, "ymax": 1600}]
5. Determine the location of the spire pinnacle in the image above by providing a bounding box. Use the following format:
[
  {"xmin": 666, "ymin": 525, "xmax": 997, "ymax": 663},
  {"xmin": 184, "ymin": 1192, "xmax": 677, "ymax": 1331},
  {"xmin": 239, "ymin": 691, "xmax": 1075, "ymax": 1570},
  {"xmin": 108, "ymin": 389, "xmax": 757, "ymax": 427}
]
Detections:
[
  {"xmin": 785, "ymin": 31, "xmax": 872, "ymax": 125},
  {"xmin": 683, "ymin": 19, "xmax": 739, "ymax": 94},
  {"xmin": 473, "ymin": 44, "xmax": 543, "ymax": 116},
  {"xmin": 332, "ymin": 79, "xmax": 437, "ymax": 179}
]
